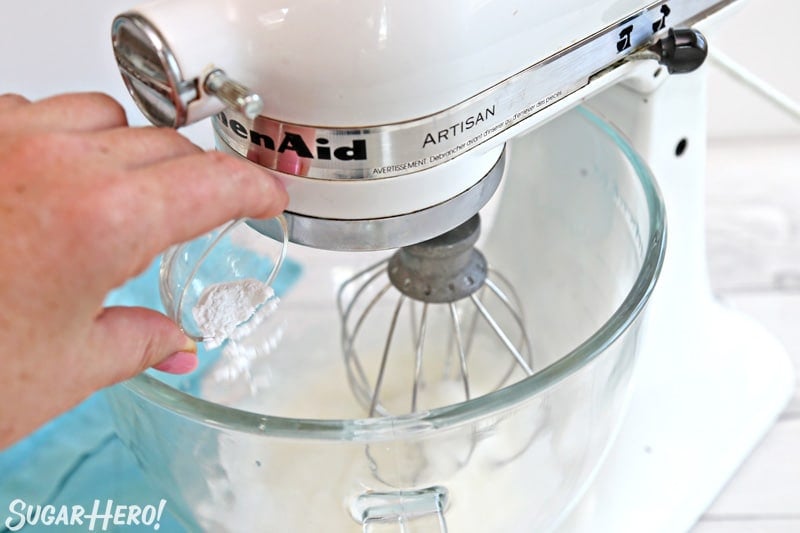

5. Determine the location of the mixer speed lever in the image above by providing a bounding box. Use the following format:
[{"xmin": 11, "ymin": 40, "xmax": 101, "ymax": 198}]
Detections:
[{"xmin": 650, "ymin": 28, "xmax": 708, "ymax": 74}]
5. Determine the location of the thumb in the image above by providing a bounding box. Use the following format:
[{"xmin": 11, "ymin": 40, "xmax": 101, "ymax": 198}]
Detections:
[{"xmin": 88, "ymin": 306, "xmax": 198, "ymax": 387}]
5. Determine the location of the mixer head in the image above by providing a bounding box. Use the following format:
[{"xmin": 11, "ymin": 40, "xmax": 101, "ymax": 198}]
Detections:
[{"xmin": 110, "ymin": 0, "xmax": 711, "ymax": 252}]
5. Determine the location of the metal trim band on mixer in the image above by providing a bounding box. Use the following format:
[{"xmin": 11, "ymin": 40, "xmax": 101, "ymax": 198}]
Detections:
[
  {"xmin": 246, "ymin": 148, "xmax": 507, "ymax": 251},
  {"xmin": 214, "ymin": 0, "xmax": 733, "ymax": 181}
]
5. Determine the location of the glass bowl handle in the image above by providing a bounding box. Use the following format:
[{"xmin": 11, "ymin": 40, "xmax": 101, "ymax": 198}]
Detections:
[{"xmin": 353, "ymin": 486, "xmax": 449, "ymax": 532}]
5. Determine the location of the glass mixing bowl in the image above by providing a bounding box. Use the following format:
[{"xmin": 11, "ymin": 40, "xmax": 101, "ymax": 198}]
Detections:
[{"xmin": 106, "ymin": 107, "xmax": 666, "ymax": 532}]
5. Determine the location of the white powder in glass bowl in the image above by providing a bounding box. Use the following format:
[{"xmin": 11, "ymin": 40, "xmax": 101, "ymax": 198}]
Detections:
[{"xmin": 192, "ymin": 278, "xmax": 276, "ymax": 348}]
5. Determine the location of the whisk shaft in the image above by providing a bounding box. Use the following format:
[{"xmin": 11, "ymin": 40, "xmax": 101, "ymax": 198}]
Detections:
[
  {"xmin": 471, "ymin": 286, "xmax": 534, "ymax": 376},
  {"xmin": 411, "ymin": 303, "xmax": 429, "ymax": 413},
  {"xmin": 449, "ymin": 303, "xmax": 472, "ymax": 402},
  {"xmin": 369, "ymin": 294, "xmax": 406, "ymax": 417}
]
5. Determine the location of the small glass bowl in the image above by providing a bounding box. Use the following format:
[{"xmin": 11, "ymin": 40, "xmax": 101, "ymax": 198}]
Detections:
[{"xmin": 159, "ymin": 216, "xmax": 288, "ymax": 346}]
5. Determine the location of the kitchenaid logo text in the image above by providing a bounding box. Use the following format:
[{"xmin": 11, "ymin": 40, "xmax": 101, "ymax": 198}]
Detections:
[
  {"xmin": 217, "ymin": 112, "xmax": 367, "ymax": 161},
  {"xmin": 4, "ymin": 498, "xmax": 167, "ymax": 531}
]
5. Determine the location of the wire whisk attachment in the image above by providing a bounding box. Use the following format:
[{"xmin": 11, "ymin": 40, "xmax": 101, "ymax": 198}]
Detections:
[{"xmin": 338, "ymin": 215, "xmax": 535, "ymax": 417}]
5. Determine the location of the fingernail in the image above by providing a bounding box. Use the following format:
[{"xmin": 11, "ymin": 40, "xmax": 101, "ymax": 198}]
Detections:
[
  {"xmin": 182, "ymin": 336, "xmax": 197, "ymax": 354},
  {"xmin": 153, "ymin": 351, "xmax": 198, "ymax": 374}
]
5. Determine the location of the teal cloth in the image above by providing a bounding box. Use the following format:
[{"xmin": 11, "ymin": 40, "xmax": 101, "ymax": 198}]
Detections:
[{"xmin": 0, "ymin": 254, "xmax": 302, "ymax": 532}]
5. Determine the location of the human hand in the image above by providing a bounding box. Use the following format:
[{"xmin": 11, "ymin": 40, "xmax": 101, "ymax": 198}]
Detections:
[{"xmin": 0, "ymin": 92, "xmax": 288, "ymax": 447}]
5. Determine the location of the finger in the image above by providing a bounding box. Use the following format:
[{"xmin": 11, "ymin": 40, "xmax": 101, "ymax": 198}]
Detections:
[
  {"xmin": 151, "ymin": 351, "xmax": 199, "ymax": 374},
  {"xmin": 0, "ymin": 93, "xmax": 30, "ymax": 113},
  {"xmin": 0, "ymin": 92, "xmax": 128, "ymax": 133},
  {"xmin": 84, "ymin": 126, "xmax": 202, "ymax": 169},
  {"xmin": 87, "ymin": 306, "xmax": 198, "ymax": 387},
  {"xmin": 123, "ymin": 151, "xmax": 288, "ymax": 260}
]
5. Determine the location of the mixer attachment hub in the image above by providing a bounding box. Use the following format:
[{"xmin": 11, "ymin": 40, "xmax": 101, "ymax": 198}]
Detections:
[{"xmin": 388, "ymin": 215, "xmax": 487, "ymax": 304}]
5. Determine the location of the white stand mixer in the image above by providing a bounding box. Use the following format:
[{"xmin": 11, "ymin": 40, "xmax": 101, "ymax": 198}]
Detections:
[
  {"xmin": 107, "ymin": 0, "xmax": 795, "ymax": 527},
  {"xmin": 2, "ymin": 0, "xmax": 793, "ymax": 530},
  {"xmin": 566, "ymin": 62, "xmax": 794, "ymax": 532}
]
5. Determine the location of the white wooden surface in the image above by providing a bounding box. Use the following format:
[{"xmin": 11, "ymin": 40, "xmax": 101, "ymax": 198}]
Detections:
[{"xmin": 691, "ymin": 139, "xmax": 800, "ymax": 532}]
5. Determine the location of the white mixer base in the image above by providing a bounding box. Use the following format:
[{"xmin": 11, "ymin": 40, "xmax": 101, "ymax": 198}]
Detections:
[{"xmin": 561, "ymin": 297, "xmax": 794, "ymax": 532}]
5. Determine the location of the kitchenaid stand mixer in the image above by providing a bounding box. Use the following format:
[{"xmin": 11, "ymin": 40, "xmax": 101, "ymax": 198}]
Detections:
[{"xmin": 3, "ymin": 0, "xmax": 790, "ymax": 530}]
